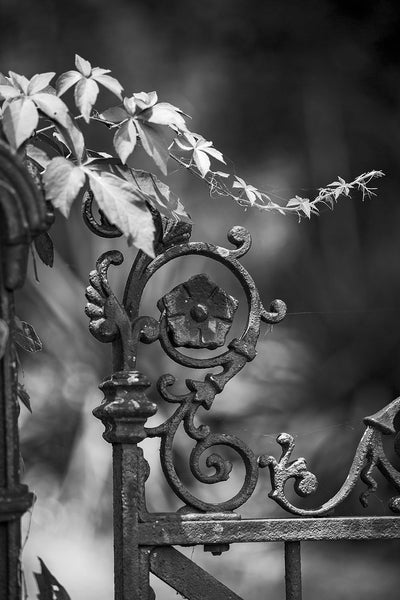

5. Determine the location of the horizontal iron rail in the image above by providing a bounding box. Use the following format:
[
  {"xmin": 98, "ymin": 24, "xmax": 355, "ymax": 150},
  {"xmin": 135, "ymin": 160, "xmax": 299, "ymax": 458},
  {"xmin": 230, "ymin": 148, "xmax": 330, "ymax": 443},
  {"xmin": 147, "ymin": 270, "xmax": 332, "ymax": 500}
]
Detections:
[{"xmin": 139, "ymin": 516, "xmax": 400, "ymax": 545}]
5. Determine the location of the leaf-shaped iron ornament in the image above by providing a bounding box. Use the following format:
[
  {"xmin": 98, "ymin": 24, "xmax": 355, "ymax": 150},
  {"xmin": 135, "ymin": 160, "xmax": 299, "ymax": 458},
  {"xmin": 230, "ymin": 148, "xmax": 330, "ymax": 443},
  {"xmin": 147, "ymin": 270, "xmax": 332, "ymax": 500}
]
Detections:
[{"xmin": 258, "ymin": 397, "xmax": 400, "ymax": 516}]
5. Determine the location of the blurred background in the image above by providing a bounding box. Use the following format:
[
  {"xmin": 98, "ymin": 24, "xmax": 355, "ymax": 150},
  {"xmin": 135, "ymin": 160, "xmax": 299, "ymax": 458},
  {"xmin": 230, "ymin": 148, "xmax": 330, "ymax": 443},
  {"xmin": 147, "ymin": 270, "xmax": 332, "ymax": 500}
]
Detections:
[{"xmin": 2, "ymin": 0, "xmax": 400, "ymax": 598}]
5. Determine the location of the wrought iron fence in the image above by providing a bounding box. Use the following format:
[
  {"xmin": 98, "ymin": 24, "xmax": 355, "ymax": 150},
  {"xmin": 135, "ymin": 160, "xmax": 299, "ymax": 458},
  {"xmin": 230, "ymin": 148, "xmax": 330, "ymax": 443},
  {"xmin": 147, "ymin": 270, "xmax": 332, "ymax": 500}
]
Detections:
[{"xmin": 1, "ymin": 140, "xmax": 400, "ymax": 599}]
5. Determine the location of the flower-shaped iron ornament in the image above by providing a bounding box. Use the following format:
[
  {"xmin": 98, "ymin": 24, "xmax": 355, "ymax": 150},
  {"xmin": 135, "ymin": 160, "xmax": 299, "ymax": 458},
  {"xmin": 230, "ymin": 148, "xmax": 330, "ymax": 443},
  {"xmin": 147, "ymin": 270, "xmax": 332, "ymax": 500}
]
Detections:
[{"xmin": 158, "ymin": 273, "xmax": 239, "ymax": 350}]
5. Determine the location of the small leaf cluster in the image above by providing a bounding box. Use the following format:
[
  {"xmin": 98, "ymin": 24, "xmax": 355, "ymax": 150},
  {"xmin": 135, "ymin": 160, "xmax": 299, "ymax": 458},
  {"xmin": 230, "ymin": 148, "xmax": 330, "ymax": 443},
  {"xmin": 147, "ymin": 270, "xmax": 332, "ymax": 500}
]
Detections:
[
  {"xmin": 0, "ymin": 55, "xmax": 194, "ymax": 256},
  {"xmin": 0, "ymin": 55, "xmax": 384, "ymax": 259}
]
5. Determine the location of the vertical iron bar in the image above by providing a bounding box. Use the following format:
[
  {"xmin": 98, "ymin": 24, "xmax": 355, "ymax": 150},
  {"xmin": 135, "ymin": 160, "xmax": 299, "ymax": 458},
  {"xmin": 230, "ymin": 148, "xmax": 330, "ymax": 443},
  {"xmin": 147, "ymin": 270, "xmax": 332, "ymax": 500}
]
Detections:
[
  {"xmin": 0, "ymin": 261, "xmax": 21, "ymax": 600},
  {"xmin": 93, "ymin": 371, "xmax": 157, "ymax": 600},
  {"xmin": 112, "ymin": 445, "xmax": 154, "ymax": 599},
  {"xmin": 284, "ymin": 541, "xmax": 302, "ymax": 600},
  {"xmin": 0, "ymin": 139, "xmax": 49, "ymax": 600}
]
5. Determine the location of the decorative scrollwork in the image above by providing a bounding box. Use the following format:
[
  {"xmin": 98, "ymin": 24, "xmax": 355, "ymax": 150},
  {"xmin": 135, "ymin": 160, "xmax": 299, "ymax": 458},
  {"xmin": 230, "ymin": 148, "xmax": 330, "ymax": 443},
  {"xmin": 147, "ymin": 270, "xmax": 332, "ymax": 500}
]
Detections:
[
  {"xmin": 87, "ymin": 221, "xmax": 286, "ymax": 512},
  {"xmin": 82, "ymin": 190, "xmax": 122, "ymax": 238},
  {"xmin": 258, "ymin": 397, "xmax": 400, "ymax": 516},
  {"xmin": 88, "ymin": 217, "xmax": 400, "ymax": 517}
]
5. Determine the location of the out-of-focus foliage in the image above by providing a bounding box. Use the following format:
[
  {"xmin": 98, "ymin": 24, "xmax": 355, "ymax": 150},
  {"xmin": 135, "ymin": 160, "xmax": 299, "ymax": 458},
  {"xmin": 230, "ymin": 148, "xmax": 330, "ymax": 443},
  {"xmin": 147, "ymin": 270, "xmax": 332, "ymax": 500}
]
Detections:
[{"xmin": 2, "ymin": 0, "xmax": 400, "ymax": 598}]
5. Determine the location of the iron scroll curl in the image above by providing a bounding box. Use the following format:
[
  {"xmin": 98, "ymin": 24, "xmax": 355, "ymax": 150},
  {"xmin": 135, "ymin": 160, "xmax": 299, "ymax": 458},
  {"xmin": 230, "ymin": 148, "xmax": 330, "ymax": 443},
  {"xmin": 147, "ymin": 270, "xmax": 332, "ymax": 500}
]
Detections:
[{"xmin": 86, "ymin": 221, "xmax": 287, "ymax": 512}]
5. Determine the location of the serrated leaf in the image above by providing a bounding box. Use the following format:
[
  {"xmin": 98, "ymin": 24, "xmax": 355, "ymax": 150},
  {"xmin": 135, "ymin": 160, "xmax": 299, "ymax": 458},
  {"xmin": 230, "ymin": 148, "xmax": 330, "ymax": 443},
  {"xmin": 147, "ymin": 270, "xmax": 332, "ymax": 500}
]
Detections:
[
  {"xmin": 193, "ymin": 148, "xmax": 210, "ymax": 177},
  {"xmin": 87, "ymin": 170, "xmax": 155, "ymax": 256},
  {"xmin": 0, "ymin": 84, "xmax": 20, "ymax": 100},
  {"xmin": 91, "ymin": 73, "xmax": 123, "ymax": 99},
  {"xmin": 128, "ymin": 169, "xmax": 191, "ymax": 222},
  {"xmin": 0, "ymin": 319, "xmax": 9, "ymax": 359},
  {"xmin": 35, "ymin": 558, "xmax": 71, "ymax": 600},
  {"xmin": 113, "ymin": 120, "xmax": 137, "ymax": 163},
  {"xmin": 91, "ymin": 67, "xmax": 111, "ymax": 76},
  {"xmin": 135, "ymin": 120, "xmax": 170, "ymax": 175},
  {"xmin": 8, "ymin": 71, "xmax": 29, "ymax": 93},
  {"xmin": 43, "ymin": 157, "xmax": 86, "ymax": 217},
  {"xmin": 99, "ymin": 105, "xmax": 127, "ymax": 123},
  {"xmin": 56, "ymin": 70, "xmax": 82, "ymax": 96},
  {"xmin": 14, "ymin": 317, "xmax": 42, "ymax": 352},
  {"xmin": 75, "ymin": 54, "xmax": 91, "ymax": 77},
  {"xmin": 26, "ymin": 144, "xmax": 51, "ymax": 168},
  {"xmin": 2, "ymin": 98, "xmax": 39, "ymax": 148},
  {"xmin": 74, "ymin": 77, "xmax": 99, "ymax": 122},
  {"xmin": 40, "ymin": 84, "xmax": 57, "ymax": 96},
  {"xmin": 27, "ymin": 72, "xmax": 56, "ymax": 95},
  {"xmin": 201, "ymin": 145, "xmax": 225, "ymax": 162},
  {"xmin": 86, "ymin": 149, "xmax": 113, "ymax": 160},
  {"xmin": 34, "ymin": 232, "xmax": 54, "ymax": 267},
  {"xmin": 17, "ymin": 382, "xmax": 31, "ymax": 412},
  {"xmin": 301, "ymin": 200, "xmax": 312, "ymax": 218},
  {"xmin": 142, "ymin": 102, "xmax": 187, "ymax": 131},
  {"xmin": 33, "ymin": 93, "xmax": 85, "ymax": 161},
  {"xmin": 32, "ymin": 92, "xmax": 69, "ymax": 121},
  {"xmin": 133, "ymin": 91, "xmax": 158, "ymax": 110}
]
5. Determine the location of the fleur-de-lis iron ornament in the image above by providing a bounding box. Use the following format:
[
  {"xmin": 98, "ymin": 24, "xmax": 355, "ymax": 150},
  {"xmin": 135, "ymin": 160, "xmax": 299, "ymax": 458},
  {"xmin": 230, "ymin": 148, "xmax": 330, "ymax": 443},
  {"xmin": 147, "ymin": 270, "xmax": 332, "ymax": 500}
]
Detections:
[{"xmin": 85, "ymin": 209, "xmax": 400, "ymax": 516}]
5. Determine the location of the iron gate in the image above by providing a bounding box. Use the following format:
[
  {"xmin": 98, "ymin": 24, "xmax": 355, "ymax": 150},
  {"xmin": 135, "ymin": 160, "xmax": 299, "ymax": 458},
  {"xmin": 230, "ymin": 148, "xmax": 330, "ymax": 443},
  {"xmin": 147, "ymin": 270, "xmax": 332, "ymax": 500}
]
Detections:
[{"xmin": 1, "ymin": 140, "xmax": 400, "ymax": 599}]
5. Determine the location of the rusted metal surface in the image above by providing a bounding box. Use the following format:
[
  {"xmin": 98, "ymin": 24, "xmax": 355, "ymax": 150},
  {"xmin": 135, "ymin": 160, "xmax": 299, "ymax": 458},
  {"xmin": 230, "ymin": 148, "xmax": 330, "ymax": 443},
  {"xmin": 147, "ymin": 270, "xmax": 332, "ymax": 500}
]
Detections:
[
  {"xmin": 88, "ymin": 215, "xmax": 400, "ymax": 599},
  {"xmin": 138, "ymin": 516, "xmax": 400, "ymax": 545},
  {"xmin": 93, "ymin": 372, "xmax": 157, "ymax": 599},
  {"xmin": 284, "ymin": 541, "xmax": 302, "ymax": 600},
  {"xmin": 88, "ymin": 221, "xmax": 286, "ymax": 515},
  {"xmin": 150, "ymin": 546, "xmax": 243, "ymax": 600},
  {"xmin": 258, "ymin": 398, "xmax": 400, "ymax": 516},
  {"xmin": 0, "ymin": 141, "xmax": 50, "ymax": 600}
]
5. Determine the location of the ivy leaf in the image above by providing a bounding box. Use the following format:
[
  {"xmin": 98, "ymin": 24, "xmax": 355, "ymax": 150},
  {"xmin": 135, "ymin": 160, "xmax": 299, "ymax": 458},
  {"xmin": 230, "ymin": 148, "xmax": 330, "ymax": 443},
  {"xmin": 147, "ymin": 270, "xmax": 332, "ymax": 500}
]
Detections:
[
  {"xmin": 56, "ymin": 55, "xmax": 123, "ymax": 107},
  {"xmin": 135, "ymin": 120, "xmax": 170, "ymax": 175},
  {"xmin": 75, "ymin": 54, "xmax": 91, "ymax": 77},
  {"xmin": 99, "ymin": 105, "xmax": 127, "ymax": 123},
  {"xmin": 91, "ymin": 72, "xmax": 123, "ymax": 99},
  {"xmin": 141, "ymin": 102, "xmax": 188, "ymax": 132},
  {"xmin": 0, "ymin": 83, "xmax": 20, "ymax": 101},
  {"xmin": 26, "ymin": 144, "xmax": 51, "ymax": 169},
  {"xmin": 128, "ymin": 169, "xmax": 191, "ymax": 223},
  {"xmin": 175, "ymin": 133, "xmax": 225, "ymax": 177},
  {"xmin": 17, "ymin": 382, "xmax": 32, "ymax": 413},
  {"xmin": 131, "ymin": 91, "xmax": 158, "ymax": 111},
  {"xmin": 34, "ymin": 558, "xmax": 71, "ymax": 600},
  {"xmin": 113, "ymin": 119, "xmax": 137, "ymax": 163},
  {"xmin": 287, "ymin": 196, "xmax": 314, "ymax": 218},
  {"xmin": 0, "ymin": 319, "xmax": 9, "ymax": 359},
  {"xmin": 43, "ymin": 157, "xmax": 86, "ymax": 217},
  {"xmin": 86, "ymin": 170, "xmax": 155, "ymax": 256},
  {"xmin": 33, "ymin": 93, "xmax": 85, "ymax": 161},
  {"xmin": 27, "ymin": 72, "xmax": 55, "ymax": 95},
  {"xmin": 8, "ymin": 71, "xmax": 29, "ymax": 93},
  {"xmin": 14, "ymin": 317, "xmax": 42, "ymax": 352},
  {"xmin": 232, "ymin": 176, "xmax": 264, "ymax": 205},
  {"xmin": 56, "ymin": 70, "xmax": 82, "ymax": 96},
  {"xmin": 86, "ymin": 159, "xmax": 190, "ymax": 224},
  {"xmin": 2, "ymin": 98, "xmax": 39, "ymax": 148},
  {"xmin": 74, "ymin": 77, "xmax": 99, "ymax": 122},
  {"xmin": 34, "ymin": 232, "xmax": 54, "ymax": 267}
]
